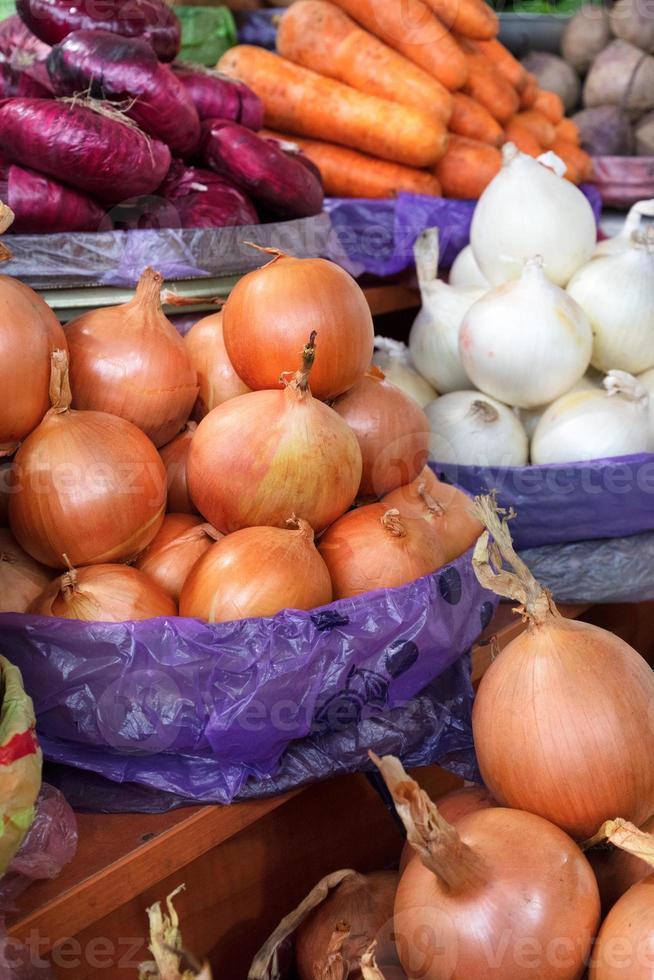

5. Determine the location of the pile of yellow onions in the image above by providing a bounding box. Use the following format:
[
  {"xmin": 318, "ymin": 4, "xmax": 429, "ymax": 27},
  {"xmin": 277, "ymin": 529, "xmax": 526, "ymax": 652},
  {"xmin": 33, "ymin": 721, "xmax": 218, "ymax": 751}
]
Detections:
[{"xmin": 29, "ymin": 561, "xmax": 176, "ymax": 621}]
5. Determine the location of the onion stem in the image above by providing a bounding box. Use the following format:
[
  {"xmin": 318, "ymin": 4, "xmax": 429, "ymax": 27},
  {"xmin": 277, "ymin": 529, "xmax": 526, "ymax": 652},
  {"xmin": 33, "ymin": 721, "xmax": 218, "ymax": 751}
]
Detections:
[
  {"xmin": 417, "ymin": 482, "xmax": 446, "ymax": 517},
  {"xmin": 582, "ymin": 819, "xmax": 654, "ymax": 870},
  {"xmin": 380, "ymin": 509, "xmax": 407, "ymax": 538},
  {"xmin": 48, "ymin": 350, "xmax": 73, "ymax": 416}
]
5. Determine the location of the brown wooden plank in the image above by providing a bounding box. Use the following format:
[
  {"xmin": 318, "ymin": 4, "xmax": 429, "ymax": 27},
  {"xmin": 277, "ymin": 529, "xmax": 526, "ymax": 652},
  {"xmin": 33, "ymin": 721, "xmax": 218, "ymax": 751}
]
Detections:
[{"xmin": 363, "ymin": 285, "xmax": 420, "ymax": 317}]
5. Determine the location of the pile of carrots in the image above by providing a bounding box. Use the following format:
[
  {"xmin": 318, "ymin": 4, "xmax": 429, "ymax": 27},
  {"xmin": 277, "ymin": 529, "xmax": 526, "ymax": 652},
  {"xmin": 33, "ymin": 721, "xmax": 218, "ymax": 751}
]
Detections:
[{"xmin": 217, "ymin": 0, "xmax": 592, "ymax": 200}]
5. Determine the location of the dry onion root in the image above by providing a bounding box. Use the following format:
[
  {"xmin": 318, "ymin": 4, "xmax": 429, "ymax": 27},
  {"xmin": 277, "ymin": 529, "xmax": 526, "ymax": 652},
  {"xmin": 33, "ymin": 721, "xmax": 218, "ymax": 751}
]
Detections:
[
  {"xmin": 471, "ymin": 495, "xmax": 654, "ymax": 840},
  {"xmin": 139, "ymin": 885, "xmax": 212, "ymax": 980}
]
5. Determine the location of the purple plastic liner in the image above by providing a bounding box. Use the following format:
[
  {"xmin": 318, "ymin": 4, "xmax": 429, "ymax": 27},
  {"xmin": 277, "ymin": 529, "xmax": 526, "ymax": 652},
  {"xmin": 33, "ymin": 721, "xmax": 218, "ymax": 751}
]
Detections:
[
  {"xmin": 434, "ymin": 454, "xmax": 654, "ymax": 550},
  {"xmin": 0, "ymin": 551, "xmax": 495, "ymax": 804}
]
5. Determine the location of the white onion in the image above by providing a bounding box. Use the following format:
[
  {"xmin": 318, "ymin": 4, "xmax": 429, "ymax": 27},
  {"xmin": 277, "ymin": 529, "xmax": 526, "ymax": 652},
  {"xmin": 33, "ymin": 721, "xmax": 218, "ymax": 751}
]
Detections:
[
  {"xmin": 460, "ymin": 256, "xmax": 592, "ymax": 409},
  {"xmin": 595, "ymin": 199, "xmax": 654, "ymax": 257},
  {"xmin": 637, "ymin": 366, "xmax": 654, "ymax": 449},
  {"xmin": 567, "ymin": 231, "xmax": 654, "ymax": 375},
  {"xmin": 426, "ymin": 391, "xmax": 528, "ymax": 467},
  {"xmin": 531, "ymin": 371, "xmax": 650, "ymax": 464},
  {"xmin": 409, "ymin": 229, "xmax": 483, "ymax": 394},
  {"xmin": 449, "ymin": 245, "xmax": 489, "ymax": 289},
  {"xmin": 372, "ymin": 337, "xmax": 437, "ymax": 408},
  {"xmin": 470, "ymin": 144, "xmax": 596, "ymax": 287},
  {"xmin": 517, "ymin": 375, "xmax": 600, "ymax": 439}
]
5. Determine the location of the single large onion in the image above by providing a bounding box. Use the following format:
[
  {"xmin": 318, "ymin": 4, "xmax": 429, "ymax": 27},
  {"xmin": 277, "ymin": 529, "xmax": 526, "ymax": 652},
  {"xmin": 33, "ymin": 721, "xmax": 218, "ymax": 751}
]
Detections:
[
  {"xmin": 383, "ymin": 469, "xmax": 482, "ymax": 563},
  {"xmin": 184, "ymin": 310, "xmax": 250, "ymax": 421},
  {"xmin": 295, "ymin": 872, "xmax": 399, "ymax": 980},
  {"xmin": 0, "ymin": 202, "xmax": 67, "ymax": 455},
  {"xmin": 0, "ymin": 528, "xmax": 53, "ymax": 613},
  {"xmin": 332, "ymin": 367, "xmax": 430, "ymax": 499},
  {"xmin": 586, "ymin": 813, "xmax": 654, "ymax": 915},
  {"xmin": 9, "ymin": 350, "xmax": 167, "ymax": 568},
  {"xmin": 376, "ymin": 754, "xmax": 600, "ymax": 980},
  {"xmin": 318, "ymin": 505, "xmax": 445, "ymax": 599},
  {"xmin": 187, "ymin": 333, "xmax": 362, "ymax": 534},
  {"xmin": 29, "ymin": 561, "xmax": 177, "ymax": 621},
  {"xmin": 135, "ymin": 513, "xmax": 221, "ymax": 603},
  {"xmin": 222, "ymin": 248, "xmax": 374, "ymax": 400},
  {"xmin": 0, "ymin": 460, "xmax": 10, "ymax": 526},
  {"xmin": 471, "ymin": 496, "xmax": 654, "ymax": 840},
  {"xmin": 159, "ymin": 423, "xmax": 199, "ymax": 515},
  {"xmin": 180, "ymin": 517, "xmax": 332, "ymax": 622},
  {"xmin": 65, "ymin": 267, "xmax": 198, "ymax": 447}
]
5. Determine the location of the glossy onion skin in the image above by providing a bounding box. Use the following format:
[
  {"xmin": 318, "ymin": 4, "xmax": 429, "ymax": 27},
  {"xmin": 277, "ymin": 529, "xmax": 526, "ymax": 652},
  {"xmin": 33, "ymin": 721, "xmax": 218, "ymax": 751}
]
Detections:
[
  {"xmin": 9, "ymin": 409, "xmax": 166, "ymax": 568},
  {"xmin": 179, "ymin": 523, "xmax": 332, "ymax": 622},
  {"xmin": 222, "ymin": 256, "xmax": 374, "ymax": 401},
  {"xmin": 184, "ymin": 311, "xmax": 250, "ymax": 421},
  {"xmin": 29, "ymin": 563, "xmax": 177, "ymax": 621},
  {"xmin": 590, "ymin": 874, "xmax": 654, "ymax": 979},
  {"xmin": 0, "ymin": 275, "xmax": 66, "ymax": 455},
  {"xmin": 187, "ymin": 388, "xmax": 362, "ymax": 534},
  {"xmin": 473, "ymin": 616, "xmax": 654, "ymax": 840},
  {"xmin": 159, "ymin": 425, "xmax": 199, "ymax": 515},
  {"xmin": 333, "ymin": 372, "xmax": 430, "ymax": 498},
  {"xmin": 0, "ymin": 527, "xmax": 53, "ymax": 613},
  {"xmin": 395, "ymin": 808, "xmax": 600, "ymax": 980},
  {"xmin": 135, "ymin": 513, "xmax": 217, "ymax": 603}
]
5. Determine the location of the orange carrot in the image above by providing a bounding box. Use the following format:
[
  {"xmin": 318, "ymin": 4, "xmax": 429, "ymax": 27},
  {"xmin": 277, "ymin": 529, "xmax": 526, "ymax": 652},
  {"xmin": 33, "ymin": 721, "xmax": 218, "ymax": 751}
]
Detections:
[
  {"xmin": 459, "ymin": 44, "xmax": 520, "ymax": 124},
  {"xmin": 449, "ymin": 92, "xmax": 504, "ymax": 145},
  {"xmin": 555, "ymin": 118, "xmax": 580, "ymax": 145},
  {"xmin": 533, "ymin": 89, "xmax": 564, "ymax": 124},
  {"xmin": 513, "ymin": 109, "xmax": 556, "ymax": 149},
  {"xmin": 327, "ymin": 0, "xmax": 468, "ymax": 90},
  {"xmin": 468, "ymin": 38, "xmax": 528, "ymax": 90},
  {"xmin": 434, "ymin": 135, "xmax": 501, "ymax": 198},
  {"xmin": 277, "ymin": 0, "xmax": 452, "ymax": 123},
  {"xmin": 519, "ymin": 73, "xmax": 539, "ymax": 108},
  {"xmin": 264, "ymin": 131, "xmax": 443, "ymax": 198},
  {"xmin": 552, "ymin": 137, "xmax": 593, "ymax": 183},
  {"xmin": 421, "ymin": 0, "xmax": 498, "ymax": 39},
  {"xmin": 504, "ymin": 119, "xmax": 542, "ymax": 157},
  {"xmin": 217, "ymin": 46, "xmax": 449, "ymax": 168}
]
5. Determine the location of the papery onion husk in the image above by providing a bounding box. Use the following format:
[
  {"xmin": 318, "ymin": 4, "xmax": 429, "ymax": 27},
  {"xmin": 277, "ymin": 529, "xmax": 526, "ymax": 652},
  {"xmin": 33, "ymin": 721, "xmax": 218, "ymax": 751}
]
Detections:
[
  {"xmin": 0, "ymin": 201, "xmax": 67, "ymax": 456},
  {"xmin": 187, "ymin": 333, "xmax": 362, "ymax": 534},
  {"xmin": 184, "ymin": 310, "xmax": 250, "ymax": 421},
  {"xmin": 372, "ymin": 337, "xmax": 437, "ymax": 409},
  {"xmin": 66, "ymin": 267, "xmax": 198, "ymax": 448},
  {"xmin": 29, "ymin": 561, "xmax": 177, "ymax": 621},
  {"xmin": 9, "ymin": 350, "xmax": 167, "ymax": 568},
  {"xmin": 585, "ymin": 813, "xmax": 654, "ymax": 916},
  {"xmin": 179, "ymin": 517, "xmax": 332, "ymax": 623},
  {"xmin": 222, "ymin": 248, "xmax": 374, "ymax": 401},
  {"xmin": 159, "ymin": 423, "xmax": 200, "ymax": 515},
  {"xmin": 375, "ymin": 754, "xmax": 600, "ymax": 980},
  {"xmin": 471, "ymin": 495, "xmax": 654, "ymax": 840},
  {"xmin": 333, "ymin": 367, "xmax": 430, "ymax": 499},
  {"xmin": 383, "ymin": 470, "xmax": 483, "ymax": 563},
  {"xmin": 425, "ymin": 391, "xmax": 529, "ymax": 467},
  {"xmin": 318, "ymin": 505, "xmax": 446, "ymax": 600},
  {"xmin": 135, "ymin": 513, "xmax": 221, "ymax": 603},
  {"xmin": 0, "ymin": 527, "xmax": 53, "ymax": 613}
]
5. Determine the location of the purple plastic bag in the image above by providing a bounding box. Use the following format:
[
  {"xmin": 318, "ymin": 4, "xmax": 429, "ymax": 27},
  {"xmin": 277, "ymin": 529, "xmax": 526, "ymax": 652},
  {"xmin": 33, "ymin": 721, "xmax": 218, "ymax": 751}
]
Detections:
[{"xmin": 0, "ymin": 550, "xmax": 495, "ymax": 804}]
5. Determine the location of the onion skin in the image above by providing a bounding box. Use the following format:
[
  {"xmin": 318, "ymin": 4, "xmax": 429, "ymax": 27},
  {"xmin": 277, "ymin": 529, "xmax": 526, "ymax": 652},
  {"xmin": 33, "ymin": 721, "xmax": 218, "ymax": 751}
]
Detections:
[
  {"xmin": 135, "ymin": 513, "xmax": 220, "ymax": 603},
  {"xmin": 332, "ymin": 368, "xmax": 430, "ymax": 499},
  {"xmin": 159, "ymin": 423, "xmax": 199, "ymax": 515},
  {"xmin": 0, "ymin": 460, "xmax": 10, "ymax": 526},
  {"xmin": 66, "ymin": 268, "xmax": 198, "ymax": 448},
  {"xmin": 9, "ymin": 351, "xmax": 167, "ymax": 569},
  {"xmin": 183, "ymin": 310, "xmax": 250, "ymax": 421},
  {"xmin": 0, "ymin": 270, "xmax": 66, "ymax": 456},
  {"xmin": 588, "ymin": 813, "xmax": 654, "ymax": 916},
  {"xmin": 0, "ymin": 528, "xmax": 53, "ymax": 613},
  {"xmin": 222, "ymin": 252, "xmax": 374, "ymax": 400},
  {"xmin": 187, "ymin": 336, "xmax": 362, "ymax": 534},
  {"xmin": 179, "ymin": 519, "xmax": 332, "ymax": 623},
  {"xmin": 590, "ymin": 874, "xmax": 654, "ymax": 978},
  {"xmin": 29, "ymin": 563, "xmax": 177, "ymax": 621},
  {"xmin": 383, "ymin": 469, "xmax": 482, "ymax": 563},
  {"xmin": 318, "ymin": 504, "xmax": 446, "ymax": 599}
]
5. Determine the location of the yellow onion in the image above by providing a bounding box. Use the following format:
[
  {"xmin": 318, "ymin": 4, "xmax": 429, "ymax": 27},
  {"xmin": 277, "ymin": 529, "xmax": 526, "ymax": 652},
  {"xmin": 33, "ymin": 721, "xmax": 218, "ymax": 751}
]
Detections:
[
  {"xmin": 318, "ymin": 504, "xmax": 446, "ymax": 600},
  {"xmin": 135, "ymin": 513, "xmax": 221, "ymax": 602},
  {"xmin": 66, "ymin": 267, "xmax": 198, "ymax": 447},
  {"xmin": 222, "ymin": 248, "xmax": 374, "ymax": 400},
  {"xmin": 184, "ymin": 310, "xmax": 250, "ymax": 421},
  {"xmin": 376, "ymin": 754, "xmax": 600, "ymax": 980},
  {"xmin": 159, "ymin": 423, "xmax": 199, "ymax": 515},
  {"xmin": 180, "ymin": 517, "xmax": 332, "ymax": 622},
  {"xmin": 9, "ymin": 350, "xmax": 167, "ymax": 569},
  {"xmin": 333, "ymin": 367, "xmax": 430, "ymax": 499},
  {"xmin": 383, "ymin": 469, "xmax": 482, "ymax": 563},
  {"xmin": 29, "ymin": 561, "xmax": 177, "ymax": 621},
  {"xmin": 0, "ymin": 528, "xmax": 53, "ymax": 613},
  {"xmin": 187, "ymin": 333, "xmax": 362, "ymax": 534},
  {"xmin": 0, "ymin": 203, "xmax": 67, "ymax": 456},
  {"xmin": 0, "ymin": 460, "xmax": 10, "ymax": 526},
  {"xmin": 471, "ymin": 496, "xmax": 654, "ymax": 840}
]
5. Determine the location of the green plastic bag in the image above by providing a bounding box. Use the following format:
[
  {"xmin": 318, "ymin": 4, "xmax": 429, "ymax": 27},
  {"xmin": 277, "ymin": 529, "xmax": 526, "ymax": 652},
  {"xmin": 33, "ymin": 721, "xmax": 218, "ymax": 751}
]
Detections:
[{"xmin": 174, "ymin": 6, "xmax": 237, "ymax": 67}]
